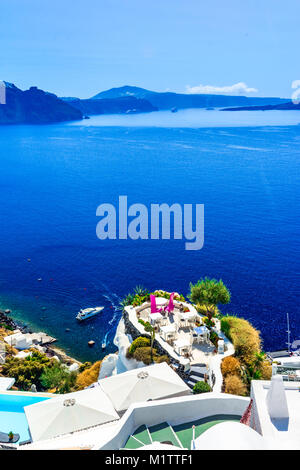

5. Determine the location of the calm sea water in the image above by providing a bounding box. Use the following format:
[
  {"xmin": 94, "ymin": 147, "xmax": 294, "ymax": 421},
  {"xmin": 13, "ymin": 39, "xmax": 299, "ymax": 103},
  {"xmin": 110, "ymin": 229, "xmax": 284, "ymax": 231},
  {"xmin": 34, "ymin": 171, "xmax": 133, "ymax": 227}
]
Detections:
[{"xmin": 0, "ymin": 110, "xmax": 299, "ymax": 362}]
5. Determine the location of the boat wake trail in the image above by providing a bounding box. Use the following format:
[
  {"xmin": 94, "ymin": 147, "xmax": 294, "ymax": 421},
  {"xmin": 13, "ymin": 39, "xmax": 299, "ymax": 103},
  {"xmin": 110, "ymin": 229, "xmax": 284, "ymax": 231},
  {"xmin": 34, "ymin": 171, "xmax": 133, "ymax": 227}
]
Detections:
[{"xmin": 102, "ymin": 293, "xmax": 122, "ymax": 326}]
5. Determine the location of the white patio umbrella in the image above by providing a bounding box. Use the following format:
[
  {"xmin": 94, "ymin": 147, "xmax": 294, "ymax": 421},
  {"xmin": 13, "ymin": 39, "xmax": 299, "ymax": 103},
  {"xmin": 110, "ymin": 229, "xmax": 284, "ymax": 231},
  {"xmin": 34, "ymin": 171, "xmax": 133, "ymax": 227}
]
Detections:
[
  {"xmin": 99, "ymin": 362, "xmax": 190, "ymax": 412},
  {"xmin": 24, "ymin": 386, "xmax": 119, "ymax": 442}
]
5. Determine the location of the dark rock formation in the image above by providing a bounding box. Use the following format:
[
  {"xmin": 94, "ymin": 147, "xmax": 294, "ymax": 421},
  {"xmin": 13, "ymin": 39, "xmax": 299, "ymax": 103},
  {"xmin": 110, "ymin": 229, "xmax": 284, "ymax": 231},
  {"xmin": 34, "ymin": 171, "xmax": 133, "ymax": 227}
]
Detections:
[
  {"xmin": 0, "ymin": 310, "xmax": 20, "ymax": 330},
  {"xmin": 0, "ymin": 82, "xmax": 83, "ymax": 125}
]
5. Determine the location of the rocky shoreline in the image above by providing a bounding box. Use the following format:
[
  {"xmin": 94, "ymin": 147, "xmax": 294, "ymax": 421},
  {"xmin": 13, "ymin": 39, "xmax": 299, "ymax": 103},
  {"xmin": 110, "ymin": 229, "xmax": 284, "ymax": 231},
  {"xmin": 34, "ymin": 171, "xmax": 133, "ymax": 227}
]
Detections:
[
  {"xmin": 0, "ymin": 309, "xmax": 26, "ymax": 332},
  {"xmin": 0, "ymin": 309, "xmax": 81, "ymax": 366}
]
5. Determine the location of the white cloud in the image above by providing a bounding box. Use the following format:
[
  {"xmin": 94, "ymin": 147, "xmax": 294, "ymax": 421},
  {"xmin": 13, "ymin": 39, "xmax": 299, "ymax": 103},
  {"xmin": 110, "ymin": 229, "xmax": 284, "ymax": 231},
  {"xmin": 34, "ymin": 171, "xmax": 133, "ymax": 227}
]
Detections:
[{"xmin": 185, "ymin": 82, "xmax": 258, "ymax": 96}]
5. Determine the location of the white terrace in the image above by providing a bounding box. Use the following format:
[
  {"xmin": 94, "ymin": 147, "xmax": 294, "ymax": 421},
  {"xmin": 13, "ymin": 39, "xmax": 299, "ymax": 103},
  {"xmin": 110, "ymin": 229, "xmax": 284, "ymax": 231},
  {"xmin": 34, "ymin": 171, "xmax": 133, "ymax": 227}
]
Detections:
[{"xmin": 125, "ymin": 297, "xmax": 222, "ymax": 368}]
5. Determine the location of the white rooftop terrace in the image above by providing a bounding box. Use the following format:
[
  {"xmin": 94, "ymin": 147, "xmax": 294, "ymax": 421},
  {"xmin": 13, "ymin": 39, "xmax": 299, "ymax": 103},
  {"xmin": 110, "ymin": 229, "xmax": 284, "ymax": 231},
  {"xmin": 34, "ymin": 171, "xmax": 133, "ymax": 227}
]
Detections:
[
  {"xmin": 251, "ymin": 376, "xmax": 300, "ymax": 449},
  {"xmin": 125, "ymin": 297, "xmax": 233, "ymax": 376},
  {"xmin": 21, "ymin": 392, "xmax": 249, "ymax": 450},
  {"xmin": 126, "ymin": 298, "xmax": 214, "ymax": 366}
]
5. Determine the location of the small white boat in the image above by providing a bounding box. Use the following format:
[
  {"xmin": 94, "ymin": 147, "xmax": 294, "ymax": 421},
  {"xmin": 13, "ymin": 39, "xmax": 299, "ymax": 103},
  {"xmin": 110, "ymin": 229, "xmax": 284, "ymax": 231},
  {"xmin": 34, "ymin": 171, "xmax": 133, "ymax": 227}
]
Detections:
[
  {"xmin": 102, "ymin": 332, "xmax": 109, "ymax": 349},
  {"xmin": 76, "ymin": 306, "xmax": 104, "ymax": 321}
]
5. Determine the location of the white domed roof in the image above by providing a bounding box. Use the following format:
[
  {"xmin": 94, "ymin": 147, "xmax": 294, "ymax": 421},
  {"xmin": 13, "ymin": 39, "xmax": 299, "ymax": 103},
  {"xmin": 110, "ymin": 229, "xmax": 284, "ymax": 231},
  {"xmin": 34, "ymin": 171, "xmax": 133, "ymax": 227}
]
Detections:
[
  {"xmin": 194, "ymin": 421, "xmax": 268, "ymax": 450},
  {"xmin": 138, "ymin": 442, "xmax": 184, "ymax": 450}
]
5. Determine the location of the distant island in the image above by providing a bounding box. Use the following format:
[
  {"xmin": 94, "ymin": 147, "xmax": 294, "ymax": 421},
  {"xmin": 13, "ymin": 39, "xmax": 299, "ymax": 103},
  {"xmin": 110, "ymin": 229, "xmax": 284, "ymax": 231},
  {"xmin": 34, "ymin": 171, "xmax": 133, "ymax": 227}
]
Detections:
[
  {"xmin": 221, "ymin": 101, "xmax": 300, "ymax": 111},
  {"xmin": 92, "ymin": 85, "xmax": 289, "ymax": 110},
  {"xmin": 0, "ymin": 82, "xmax": 297, "ymax": 125}
]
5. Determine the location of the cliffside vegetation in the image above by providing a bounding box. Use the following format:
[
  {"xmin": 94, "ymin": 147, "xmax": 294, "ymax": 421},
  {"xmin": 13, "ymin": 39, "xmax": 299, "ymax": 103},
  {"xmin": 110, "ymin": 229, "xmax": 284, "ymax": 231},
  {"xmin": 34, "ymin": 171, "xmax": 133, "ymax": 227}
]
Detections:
[
  {"xmin": 75, "ymin": 361, "xmax": 102, "ymax": 390},
  {"xmin": 220, "ymin": 316, "xmax": 272, "ymax": 395},
  {"xmin": 0, "ymin": 321, "xmax": 102, "ymax": 393},
  {"xmin": 188, "ymin": 277, "xmax": 231, "ymax": 320},
  {"xmin": 121, "ymin": 280, "xmax": 272, "ymax": 396},
  {"xmin": 126, "ymin": 336, "xmax": 169, "ymax": 366}
]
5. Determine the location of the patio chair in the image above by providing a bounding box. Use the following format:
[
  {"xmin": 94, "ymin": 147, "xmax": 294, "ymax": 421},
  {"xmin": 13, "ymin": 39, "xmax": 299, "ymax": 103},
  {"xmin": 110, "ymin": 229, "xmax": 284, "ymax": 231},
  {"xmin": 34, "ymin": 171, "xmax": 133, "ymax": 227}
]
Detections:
[
  {"xmin": 180, "ymin": 348, "xmax": 188, "ymax": 356},
  {"xmin": 192, "ymin": 332, "xmax": 198, "ymax": 341},
  {"xmin": 150, "ymin": 294, "xmax": 163, "ymax": 314},
  {"xmin": 164, "ymin": 292, "xmax": 175, "ymax": 314}
]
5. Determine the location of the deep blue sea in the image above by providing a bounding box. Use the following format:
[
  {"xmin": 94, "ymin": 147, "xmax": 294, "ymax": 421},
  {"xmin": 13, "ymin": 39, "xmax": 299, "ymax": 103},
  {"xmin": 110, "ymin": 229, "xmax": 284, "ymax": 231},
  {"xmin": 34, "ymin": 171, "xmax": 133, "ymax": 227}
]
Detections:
[{"xmin": 0, "ymin": 109, "xmax": 299, "ymax": 362}]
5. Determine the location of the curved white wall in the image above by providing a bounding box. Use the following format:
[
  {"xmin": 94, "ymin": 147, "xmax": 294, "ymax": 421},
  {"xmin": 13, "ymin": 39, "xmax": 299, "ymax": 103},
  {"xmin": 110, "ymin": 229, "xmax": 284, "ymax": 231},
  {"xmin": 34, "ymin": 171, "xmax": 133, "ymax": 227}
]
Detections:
[{"xmin": 97, "ymin": 393, "xmax": 249, "ymax": 450}]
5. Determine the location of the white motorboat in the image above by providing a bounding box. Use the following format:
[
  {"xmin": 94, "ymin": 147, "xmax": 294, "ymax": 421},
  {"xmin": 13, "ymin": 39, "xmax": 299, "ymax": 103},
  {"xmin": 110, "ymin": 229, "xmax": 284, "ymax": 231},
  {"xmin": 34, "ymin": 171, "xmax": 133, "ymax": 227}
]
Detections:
[{"xmin": 76, "ymin": 306, "xmax": 104, "ymax": 321}]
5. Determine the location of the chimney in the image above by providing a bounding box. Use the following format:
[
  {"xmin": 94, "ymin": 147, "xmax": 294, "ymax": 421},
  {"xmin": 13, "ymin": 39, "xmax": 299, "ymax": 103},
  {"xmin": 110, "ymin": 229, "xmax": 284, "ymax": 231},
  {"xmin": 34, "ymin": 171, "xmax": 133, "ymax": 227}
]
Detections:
[{"xmin": 266, "ymin": 375, "xmax": 289, "ymax": 419}]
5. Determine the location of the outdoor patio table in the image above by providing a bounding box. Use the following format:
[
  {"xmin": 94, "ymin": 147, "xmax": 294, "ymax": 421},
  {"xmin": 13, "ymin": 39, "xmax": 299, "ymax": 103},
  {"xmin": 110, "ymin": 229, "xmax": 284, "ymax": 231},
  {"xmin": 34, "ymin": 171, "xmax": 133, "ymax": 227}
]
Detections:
[
  {"xmin": 173, "ymin": 338, "xmax": 191, "ymax": 355},
  {"xmin": 149, "ymin": 312, "xmax": 163, "ymax": 323},
  {"xmin": 160, "ymin": 324, "xmax": 176, "ymax": 340},
  {"xmin": 193, "ymin": 326, "xmax": 209, "ymax": 335}
]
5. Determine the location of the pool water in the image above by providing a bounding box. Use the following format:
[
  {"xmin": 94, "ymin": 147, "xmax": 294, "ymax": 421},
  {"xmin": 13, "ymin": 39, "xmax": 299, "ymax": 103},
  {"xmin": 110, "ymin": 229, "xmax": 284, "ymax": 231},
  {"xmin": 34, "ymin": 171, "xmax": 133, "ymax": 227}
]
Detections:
[{"xmin": 0, "ymin": 393, "xmax": 50, "ymax": 443}]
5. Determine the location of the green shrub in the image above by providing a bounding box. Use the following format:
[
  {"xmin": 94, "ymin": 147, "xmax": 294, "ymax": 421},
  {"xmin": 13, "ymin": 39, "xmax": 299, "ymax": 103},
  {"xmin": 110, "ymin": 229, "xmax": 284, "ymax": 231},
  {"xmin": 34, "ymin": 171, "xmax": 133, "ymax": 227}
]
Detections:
[
  {"xmin": 209, "ymin": 330, "xmax": 220, "ymax": 347},
  {"xmin": 154, "ymin": 290, "xmax": 185, "ymax": 301},
  {"xmin": 0, "ymin": 323, "xmax": 14, "ymax": 331},
  {"xmin": 188, "ymin": 278, "xmax": 231, "ymax": 320},
  {"xmin": 78, "ymin": 361, "xmax": 92, "ymax": 373},
  {"xmin": 221, "ymin": 316, "xmax": 261, "ymax": 365},
  {"xmin": 120, "ymin": 293, "xmax": 135, "ymax": 308},
  {"xmin": 154, "ymin": 355, "xmax": 170, "ymax": 364},
  {"xmin": 75, "ymin": 361, "xmax": 101, "ymax": 390},
  {"xmin": 120, "ymin": 286, "xmax": 150, "ymax": 308},
  {"xmin": 224, "ymin": 374, "xmax": 247, "ymax": 396},
  {"xmin": 133, "ymin": 346, "xmax": 157, "ymax": 365},
  {"xmin": 40, "ymin": 363, "xmax": 77, "ymax": 393},
  {"xmin": 220, "ymin": 316, "xmax": 233, "ymax": 339},
  {"xmin": 1, "ymin": 350, "xmax": 53, "ymax": 391},
  {"xmin": 221, "ymin": 356, "xmax": 242, "ymax": 377},
  {"xmin": 128, "ymin": 337, "xmax": 151, "ymax": 356},
  {"xmin": 196, "ymin": 305, "xmax": 219, "ymax": 317},
  {"xmin": 260, "ymin": 360, "xmax": 272, "ymax": 380},
  {"xmin": 193, "ymin": 381, "xmax": 211, "ymax": 394},
  {"xmin": 204, "ymin": 317, "xmax": 216, "ymax": 328}
]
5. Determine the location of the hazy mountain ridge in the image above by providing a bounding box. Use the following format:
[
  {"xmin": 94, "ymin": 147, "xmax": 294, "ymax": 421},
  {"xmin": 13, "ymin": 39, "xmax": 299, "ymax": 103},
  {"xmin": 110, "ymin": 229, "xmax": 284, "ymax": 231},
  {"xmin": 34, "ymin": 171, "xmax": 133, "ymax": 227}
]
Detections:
[
  {"xmin": 0, "ymin": 82, "xmax": 296, "ymax": 126},
  {"xmin": 65, "ymin": 95, "xmax": 157, "ymax": 115},
  {"xmin": 92, "ymin": 85, "xmax": 289, "ymax": 110}
]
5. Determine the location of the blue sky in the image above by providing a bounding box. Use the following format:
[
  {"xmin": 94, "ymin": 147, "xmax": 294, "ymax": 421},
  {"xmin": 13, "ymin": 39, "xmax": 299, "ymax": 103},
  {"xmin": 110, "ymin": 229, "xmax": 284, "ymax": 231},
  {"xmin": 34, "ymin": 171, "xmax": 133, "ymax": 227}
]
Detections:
[{"xmin": 1, "ymin": 0, "xmax": 299, "ymax": 98}]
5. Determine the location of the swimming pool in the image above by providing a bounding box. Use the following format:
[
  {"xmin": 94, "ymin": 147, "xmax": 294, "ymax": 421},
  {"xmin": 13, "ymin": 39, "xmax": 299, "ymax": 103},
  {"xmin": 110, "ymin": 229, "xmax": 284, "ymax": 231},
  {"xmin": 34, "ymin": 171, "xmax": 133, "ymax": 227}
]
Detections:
[{"xmin": 0, "ymin": 393, "xmax": 51, "ymax": 443}]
